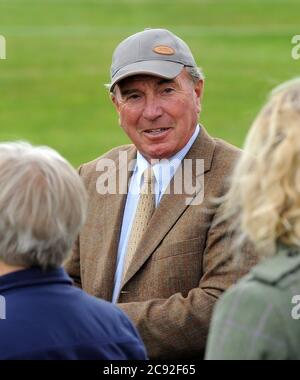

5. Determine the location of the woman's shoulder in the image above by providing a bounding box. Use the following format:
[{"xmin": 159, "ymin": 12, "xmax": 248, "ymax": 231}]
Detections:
[{"xmin": 217, "ymin": 244, "xmax": 300, "ymax": 316}]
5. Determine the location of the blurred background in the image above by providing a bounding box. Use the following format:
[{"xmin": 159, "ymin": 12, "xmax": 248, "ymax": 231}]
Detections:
[{"xmin": 0, "ymin": 0, "xmax": 299, "ymax": 167}]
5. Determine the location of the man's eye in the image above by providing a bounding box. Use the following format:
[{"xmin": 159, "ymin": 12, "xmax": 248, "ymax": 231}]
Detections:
[
  {"xmin": 163, "ymin": 87, "xmax": 175, "ymax": 94},
  {"xmin": 127, "ymin": 94, "xmax": 141, "ymax": 100}
]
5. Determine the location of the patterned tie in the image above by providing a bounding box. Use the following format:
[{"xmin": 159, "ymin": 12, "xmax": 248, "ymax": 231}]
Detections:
[{"xmin": 123, "ymin": 166, "xmax": 156, "ymax": 279}]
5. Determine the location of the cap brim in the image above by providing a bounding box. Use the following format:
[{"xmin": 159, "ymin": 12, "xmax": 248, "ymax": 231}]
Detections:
[{"xmin": 110, "ymin": 60, "xmax": 184, "ymax": 91}]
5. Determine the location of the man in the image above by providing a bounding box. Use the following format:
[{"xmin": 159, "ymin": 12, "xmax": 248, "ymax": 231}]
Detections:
[
  {"xmin": 0, "ymin": 142, "xmax": 146, "ymax": 360},
  {"xmin": 65, "ymin": 28, "xmax": 257, "ymax": 359}
]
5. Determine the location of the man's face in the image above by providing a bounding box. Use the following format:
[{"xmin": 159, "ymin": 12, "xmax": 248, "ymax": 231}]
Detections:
[{"xmin": 112, "ymin": 69, "xmax": 203, "ymax": 161}]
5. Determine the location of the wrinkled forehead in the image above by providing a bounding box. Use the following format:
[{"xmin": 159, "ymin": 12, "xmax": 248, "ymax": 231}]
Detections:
[
  {"xmin": 115, "ymin": 69, "xmax": 192, "ymax": 93},
  {"xmin": 118, "ymin": 74, "xmax": 176, "ymax": 88}
]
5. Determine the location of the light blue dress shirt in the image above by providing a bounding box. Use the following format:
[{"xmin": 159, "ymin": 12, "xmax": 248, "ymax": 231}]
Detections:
[{"xmin": 112, "ymin": 125, "xmax": 200, "ymax": 303}]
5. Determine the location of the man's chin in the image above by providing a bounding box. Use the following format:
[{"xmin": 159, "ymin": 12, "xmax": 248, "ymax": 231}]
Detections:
[{"xmin": 141, "ymin": 149, "xmax": 174, "ymax": 162}]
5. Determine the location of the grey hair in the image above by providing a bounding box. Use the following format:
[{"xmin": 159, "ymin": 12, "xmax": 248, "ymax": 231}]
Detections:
[
  {"xmin": 185, "ymin": 66, "xmax": 204, "ymax": 83},
  {"xmin": 105, "ymin": 66, "xmax": 204, "ymax": 95},
  {"xmin": 0, "ymin": 142, "xmax": 87, "ymax": 270}
]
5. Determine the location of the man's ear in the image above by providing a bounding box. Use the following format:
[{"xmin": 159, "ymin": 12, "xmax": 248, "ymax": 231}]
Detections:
[
  {"xmin": 195, "ymin": 79, "xmax": 204, "ymax": 100},
  {"xmin": 194, "ymin": 80, "xmax": 204, "ymax": 114},
  {"xmin": 111, "ymin": 94, "xmax": 120, "ymax": 113},
  {"xmin": 111, "ymin": 94, "xmax": 122, "ymax": 127}
]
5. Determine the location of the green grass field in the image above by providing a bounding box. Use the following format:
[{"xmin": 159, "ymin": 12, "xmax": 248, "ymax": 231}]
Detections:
[{"xmin": 0, "ymin": 0, "xmax": 299, "ymax": 167}]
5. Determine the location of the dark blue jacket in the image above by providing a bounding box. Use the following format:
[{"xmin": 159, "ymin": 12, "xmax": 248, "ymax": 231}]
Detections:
[{"xmin": 0, "ymin": 267, "xmax": 147, "ymax": 360}]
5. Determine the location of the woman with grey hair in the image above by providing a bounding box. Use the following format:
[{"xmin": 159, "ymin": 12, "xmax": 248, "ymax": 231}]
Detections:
[
  {"xmin": 205, "ymin": 78, "xmax": 300, "ymax": 360},
  {"xmin": 0, "ymin": 142, "xmax": 147, "ymax": 360}
]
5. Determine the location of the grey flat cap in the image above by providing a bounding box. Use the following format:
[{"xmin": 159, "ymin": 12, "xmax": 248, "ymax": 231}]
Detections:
[{"xmin": 110, "ymin": 28, "xmax": 197, "ymax": 91}]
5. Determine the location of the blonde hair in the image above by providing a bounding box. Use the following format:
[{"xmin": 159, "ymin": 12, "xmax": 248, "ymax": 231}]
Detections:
[
  {"xmin": 222, "ymin": 77, "xmax": 300, "ymax": 256},
  {"xmin": 0, "ymin": 142, "xmax": 87, "ymax": 270}
]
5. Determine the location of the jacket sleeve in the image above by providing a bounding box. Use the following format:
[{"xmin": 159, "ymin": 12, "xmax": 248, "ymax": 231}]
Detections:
[
  {"xmin": 118, "ymin": 208, "xmax": 258, "ymax": 359},
  {"xmin": 204, "ymin": 281, "xmax": 289, "ymax": 360}
]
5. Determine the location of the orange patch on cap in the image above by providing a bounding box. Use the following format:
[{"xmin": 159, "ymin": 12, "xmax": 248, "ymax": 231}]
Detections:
[{"xmin": 153, "ymin": 45, "xmax": 175, "ymax": 55}]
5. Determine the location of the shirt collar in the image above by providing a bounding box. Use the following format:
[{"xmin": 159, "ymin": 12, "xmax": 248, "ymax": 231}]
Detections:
[{"xmin": 0, "ymin": 266, "xmax": 73, "ymax": 293}]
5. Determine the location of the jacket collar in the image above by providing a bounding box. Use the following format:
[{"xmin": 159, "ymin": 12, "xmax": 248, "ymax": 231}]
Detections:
[
  {"xmin": 87, "ymin": 126, "xmax": 216, "ymax": 299},
  {"xmin": 121, "ymin": 126, "xmax": 216, "ymax": 287},
  {"xmin": 0, "ymin": 266, "xmax": 73, "ymax": 293}
]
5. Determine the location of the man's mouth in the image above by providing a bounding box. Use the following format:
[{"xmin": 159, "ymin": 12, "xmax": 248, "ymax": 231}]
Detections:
[{"xmin": 143, "ymin": 127, "xmax": 171, "ymax": 136}]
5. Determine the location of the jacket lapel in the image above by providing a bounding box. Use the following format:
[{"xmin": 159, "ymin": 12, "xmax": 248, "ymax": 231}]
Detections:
[
  {"xmin": 89, "ymin": 145, "xmax": 137, "ymax": 300},
  {"xmin": 121, "ymin": 127, "xmax": 216, "ymax": 287}
]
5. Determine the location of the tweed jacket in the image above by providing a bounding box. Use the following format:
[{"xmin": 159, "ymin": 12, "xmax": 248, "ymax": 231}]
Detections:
[
  {"xmin": 64, "ymin": 127, "xmax": 258, "ymax": 359},
  {"xmin": 205, "ymin": 244, "xmax": 300, "ymax": 360}
]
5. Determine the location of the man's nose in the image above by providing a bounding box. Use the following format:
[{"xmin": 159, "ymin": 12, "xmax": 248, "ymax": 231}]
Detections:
[{"xmin": 142, "ymin": 96, "xmax": 163, "ymax": 121}]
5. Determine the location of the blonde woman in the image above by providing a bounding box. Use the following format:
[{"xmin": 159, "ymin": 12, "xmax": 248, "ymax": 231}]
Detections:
[{"xmin": 205, "ymin": 78, "xmax": 300, "ymax": 360}]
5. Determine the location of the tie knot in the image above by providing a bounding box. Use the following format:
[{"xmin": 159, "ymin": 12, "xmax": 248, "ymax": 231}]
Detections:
[
  {"xmin": 141, "ymin": 167, "xmax": 155, "ymax": 194},
  {"xmin": 143, "ymin": 166, "xmax": 155, "ymax": 185}
]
